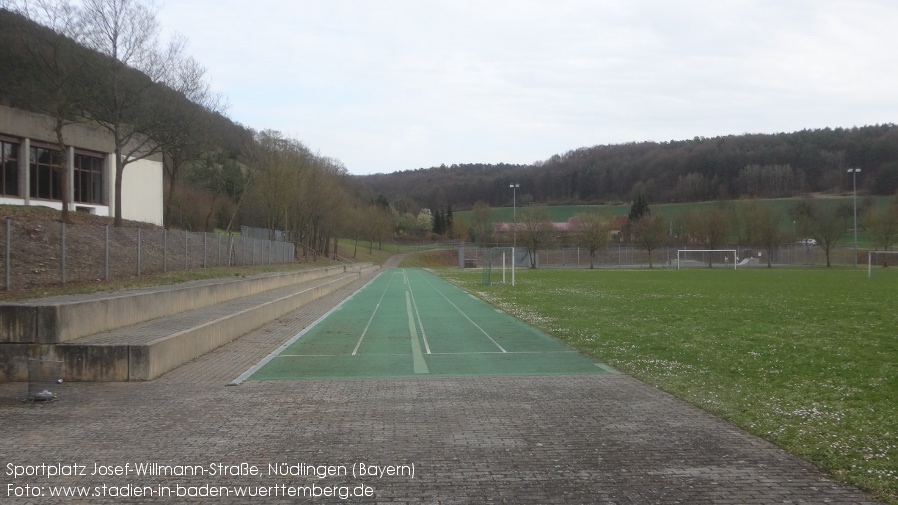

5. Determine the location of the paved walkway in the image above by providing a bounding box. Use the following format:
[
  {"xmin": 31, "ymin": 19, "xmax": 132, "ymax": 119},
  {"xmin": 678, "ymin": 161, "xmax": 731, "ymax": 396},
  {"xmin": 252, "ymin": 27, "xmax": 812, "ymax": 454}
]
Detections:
[{"xmin": 0, "ymin": 263, "xmax": 883, "ymax": 504}]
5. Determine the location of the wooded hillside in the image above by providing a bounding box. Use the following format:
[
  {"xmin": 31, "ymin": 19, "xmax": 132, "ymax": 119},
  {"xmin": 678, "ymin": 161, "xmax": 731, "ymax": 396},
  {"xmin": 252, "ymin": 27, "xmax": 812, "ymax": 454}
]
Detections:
[{"xmin": 358, "ymin": 126, "xmax": 898, "ymax": 211}]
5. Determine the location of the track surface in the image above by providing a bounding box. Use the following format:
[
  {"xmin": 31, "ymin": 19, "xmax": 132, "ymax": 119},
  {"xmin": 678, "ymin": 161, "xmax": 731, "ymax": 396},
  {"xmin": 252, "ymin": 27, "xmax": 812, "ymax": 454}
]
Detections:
[{"xmin": 248, "ymin": 268, "xmax": 609, "ymax": 380}]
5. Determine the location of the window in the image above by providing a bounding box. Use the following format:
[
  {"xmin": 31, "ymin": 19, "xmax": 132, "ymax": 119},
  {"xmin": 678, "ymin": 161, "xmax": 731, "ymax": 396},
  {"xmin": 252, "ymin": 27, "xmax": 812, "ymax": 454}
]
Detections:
[
  {"xmin": 0, "ymin": 139, "xmax": 18, "ymax": 196},
  {"xmin": 29, "ymin": 146, "xmax": 63, "ymax": 200},
  {"xmin": 74, "ymin": 152, "xmax": 104, "ymax": 204},
  {"xmin": 26, "ymin": 146, "xmax": 104, "ymax": 204}
]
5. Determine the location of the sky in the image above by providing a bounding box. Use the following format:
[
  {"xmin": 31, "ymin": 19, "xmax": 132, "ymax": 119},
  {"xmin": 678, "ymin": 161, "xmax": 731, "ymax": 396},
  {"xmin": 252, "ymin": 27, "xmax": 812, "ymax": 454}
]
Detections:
[{"xmin": 155, "ymin": 0, "xmax": 898, "ymax": 175}]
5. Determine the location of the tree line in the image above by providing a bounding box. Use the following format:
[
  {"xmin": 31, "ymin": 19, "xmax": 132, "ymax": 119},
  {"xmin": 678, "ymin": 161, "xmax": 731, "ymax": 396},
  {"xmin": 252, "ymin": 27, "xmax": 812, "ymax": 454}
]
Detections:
[
  {"xmin": 466, "ymin": 195, "xmax": 898, "ymax": 269},
  {"xmin": 357, "ymin": 127, "xmax": 898, "ymax": 212}
]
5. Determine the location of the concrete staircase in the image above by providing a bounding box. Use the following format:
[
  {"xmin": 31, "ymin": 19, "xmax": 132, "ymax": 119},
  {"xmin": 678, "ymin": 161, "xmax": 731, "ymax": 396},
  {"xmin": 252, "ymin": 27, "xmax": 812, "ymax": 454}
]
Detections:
[{"xmin": 0, "ymin": 263, "xmax": 379, "ymax": 381}]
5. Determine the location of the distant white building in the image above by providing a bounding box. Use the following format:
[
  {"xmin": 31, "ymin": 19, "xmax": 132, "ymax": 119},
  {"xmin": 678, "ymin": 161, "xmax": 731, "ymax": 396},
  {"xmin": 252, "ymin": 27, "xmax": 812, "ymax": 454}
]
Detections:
[{"xmin": 0, "ymin": 104, "xmax": 163, "ymax": 225}]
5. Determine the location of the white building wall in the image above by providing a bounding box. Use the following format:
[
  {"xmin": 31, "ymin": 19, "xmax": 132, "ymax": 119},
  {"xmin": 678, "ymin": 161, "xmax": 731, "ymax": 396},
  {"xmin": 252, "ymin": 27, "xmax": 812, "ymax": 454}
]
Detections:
[
  {"xmin": 0, "ymin": 104, "xmax": 164, "ymax": 225},
  {"xmin": 120, "ymin": 157, "xmax": 164, "ymax": 226}
]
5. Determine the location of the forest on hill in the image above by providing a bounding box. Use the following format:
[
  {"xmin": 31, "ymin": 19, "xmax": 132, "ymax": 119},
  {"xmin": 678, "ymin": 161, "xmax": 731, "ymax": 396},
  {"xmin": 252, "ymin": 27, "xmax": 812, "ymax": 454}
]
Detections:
[{"xmin": 357, "ymin": 125, "xmax": 898, "ymax": 211}]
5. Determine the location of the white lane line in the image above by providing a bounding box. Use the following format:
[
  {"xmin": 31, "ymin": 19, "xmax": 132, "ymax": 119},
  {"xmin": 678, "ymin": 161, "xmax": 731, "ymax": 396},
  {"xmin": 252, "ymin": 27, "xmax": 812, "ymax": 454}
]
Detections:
[
  {"xmin": 277, "ymin": 351, "xmax": 580, "ymax": 356},
  {"xmin": 277, "ymin": 354, "xmax": 339, "ymax": 357},
  {"xmin": 430, "ymin": 351, "xmax": 578, "ymax": 355},
  {"xmin": 280, "ymin": 353, "xmax": 424, "ymax": 357},
  {"xmin": 419, "ymin": 273, "xmax": 507, "ymax": 353},
  {"xmin": 407, "ymin": 272, "xmax": 431, "ymax": 354},
  {"xmin": 352, "ymin": 271, "xmax": 396, "ymax": 356},
  {"xmin": 229, "ymin": 270, "xmax": 384, "ymax": 385},
  {"xmin": 594, "ymin": 363, "xmax": 621, "ymax": 373},
  {"xmin": 406, "ymin": 291, "xmax": 429, "ymax": 373}
]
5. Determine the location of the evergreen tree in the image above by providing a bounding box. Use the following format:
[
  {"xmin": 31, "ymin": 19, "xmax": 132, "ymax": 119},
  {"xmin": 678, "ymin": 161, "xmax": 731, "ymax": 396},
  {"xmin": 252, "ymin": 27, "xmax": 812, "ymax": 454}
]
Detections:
[
  {"xmin": 374, "ymin": 195, "xmax": 390, "ymax": 210},
  {"xmin": 446, "ymin": 205, "xmax": 454, "ymax": 237},
  {"xmin": 628, "ymin": 193, "xmax": 650, "ymax": 221},
  {"xmin": 432, "ymin": 209, "xmax": 444, "ymax": 235}
]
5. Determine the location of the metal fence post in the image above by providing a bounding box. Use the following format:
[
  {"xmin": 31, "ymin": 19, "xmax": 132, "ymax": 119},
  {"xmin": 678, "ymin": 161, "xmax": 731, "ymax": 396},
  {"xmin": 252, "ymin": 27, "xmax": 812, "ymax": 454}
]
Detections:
[
  {"xmin": 6, "ymin": 217, "xmax": 11, "ymax": 290},
  {"xmin": 137, "ymin": 227, "xmax": 141, "ymax": 276},
  {"xmin": 104, "ymin": 224, "xmax": 109, "ymax": 280},
  {"xmin": 60, "ymin": 222, "xmax": 66, "ymax": 285},
  {"xmin": 163, "ymin": 229, "xmax": 167, "ymax": 272},
  {"xmin": 184, "ymin": 230, "xmax": 188, "ymax": 269},
  {"xmin": 203, "ymin": 232, "xmax": 207, "ymax": 268}
]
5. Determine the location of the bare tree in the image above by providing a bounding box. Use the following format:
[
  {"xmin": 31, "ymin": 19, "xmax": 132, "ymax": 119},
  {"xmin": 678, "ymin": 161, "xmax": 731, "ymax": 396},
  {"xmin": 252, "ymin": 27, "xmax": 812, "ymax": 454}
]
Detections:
[
  {"xmin": 575, "ymin": 212, "xmax": 612, "ymax": 269},
  {"xmin": 78, "ymin": 0, "xmax": 186, "ymax": 226},
  {"xmin": 518, "ymin": 206, "xmax": 554, "ymax": 268},
  {"xmin": 470, "ymin": 201, "xmax": 493, "ymax": 246},
  {"xmin": 793, "ymin": 199, "xmax": 849, "ymax": 267},
  {"xmin": 744, "ymin": 200, "xmax": 784, "ymax": 267},
  {"xmin": 248, "ymin": 130, "xmax": 304, "ymax": 237},
  {"xmin": 686, "ymin": 205, "xmax": 730, "ymax": 267},
  {"xmin": 8, "ymin": 0, "xmax": 86, "ymax": 223},
  {"xmin": 630, "ymin": 214, "xmax": 667, "ymax": 268},
  {"xmin": 864, "ymin": 196, "xmax": 898, "ymax": 252},
  {"xmin": 363, "ymin": 205, "xmax": 393, "ymax": 254},
  {"xmin": 298, "ymin": 157, "xmax": 346, "ymax": 261},
  {"xmin": 157, "ymin": 55, "xmax": 227, "ymax": 228}
]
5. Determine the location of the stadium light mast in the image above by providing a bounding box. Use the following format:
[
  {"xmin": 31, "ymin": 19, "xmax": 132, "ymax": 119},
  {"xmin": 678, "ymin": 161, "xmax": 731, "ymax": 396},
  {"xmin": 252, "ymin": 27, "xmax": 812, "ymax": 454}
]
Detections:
[
  {"xmin": 510, "ymin": 183, "xmax": 519, "ymax": 248},
  {"xmin": 848, "ymin": 168, "xmax": 861, "ymax": 267},
  {"xmin": 510, "ymin": 183, "xmax": 519, "ymax": 286}
]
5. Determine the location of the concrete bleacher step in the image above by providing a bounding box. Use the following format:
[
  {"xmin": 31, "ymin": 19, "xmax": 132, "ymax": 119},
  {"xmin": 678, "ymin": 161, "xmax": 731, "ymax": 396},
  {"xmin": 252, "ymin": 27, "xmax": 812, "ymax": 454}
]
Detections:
[
  {"xmin": 0, "ymin": 264, "xmax": 371, "ymax": 345},
  {"xmin": 0, "ymin": 263, "xmax": 379, "ymax": 381}
]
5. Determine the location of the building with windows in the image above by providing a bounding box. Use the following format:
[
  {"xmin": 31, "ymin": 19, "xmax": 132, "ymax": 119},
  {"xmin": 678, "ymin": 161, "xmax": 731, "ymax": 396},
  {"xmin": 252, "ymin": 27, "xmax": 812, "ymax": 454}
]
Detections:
[{"xmin": 0, "ymin": 104, "xmax": 163, "ymax": 225}]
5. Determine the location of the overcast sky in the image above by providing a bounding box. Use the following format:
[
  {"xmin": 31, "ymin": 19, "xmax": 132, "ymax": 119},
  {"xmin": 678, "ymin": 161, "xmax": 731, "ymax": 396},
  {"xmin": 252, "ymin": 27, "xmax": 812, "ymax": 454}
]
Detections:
[{"xmin": 156, "ymin": 0, "xmax": 898, "ymax": 175}]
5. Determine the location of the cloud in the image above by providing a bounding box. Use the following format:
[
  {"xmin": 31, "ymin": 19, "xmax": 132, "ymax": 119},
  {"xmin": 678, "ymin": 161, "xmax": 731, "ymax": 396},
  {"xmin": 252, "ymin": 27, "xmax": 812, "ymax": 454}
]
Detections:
[{"xmin": 157, "ymin": 0, "xmax": 898, "ymax": 174}]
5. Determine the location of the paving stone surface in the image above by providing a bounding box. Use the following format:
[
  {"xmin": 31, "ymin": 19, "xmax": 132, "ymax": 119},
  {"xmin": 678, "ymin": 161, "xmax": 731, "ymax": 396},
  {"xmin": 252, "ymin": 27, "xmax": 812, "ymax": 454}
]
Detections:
[{"xmin": 0, "ymin": 263, "xmax": 883, "ymax": 504}]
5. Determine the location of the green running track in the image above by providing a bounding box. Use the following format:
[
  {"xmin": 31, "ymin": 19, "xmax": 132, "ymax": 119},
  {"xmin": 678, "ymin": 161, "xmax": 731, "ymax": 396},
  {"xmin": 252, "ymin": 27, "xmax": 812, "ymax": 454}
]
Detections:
[{"xmin": 245, "ymin": 268, "xmax": 613, "ymax": 380}]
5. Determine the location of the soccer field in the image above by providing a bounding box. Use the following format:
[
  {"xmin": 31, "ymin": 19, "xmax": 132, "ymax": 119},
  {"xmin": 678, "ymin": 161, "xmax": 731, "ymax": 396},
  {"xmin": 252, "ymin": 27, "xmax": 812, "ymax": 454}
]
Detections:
[{"xmin": 438, "ymin": 267, "xmax": 898, "ymax": 504}]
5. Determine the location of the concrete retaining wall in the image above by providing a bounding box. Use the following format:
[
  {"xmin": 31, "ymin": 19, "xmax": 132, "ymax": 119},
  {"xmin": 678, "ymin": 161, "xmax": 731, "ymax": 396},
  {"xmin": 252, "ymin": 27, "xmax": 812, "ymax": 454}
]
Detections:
[{"xmin": 0, "ymin": 264, "xmax": 370, "ymax": 344}]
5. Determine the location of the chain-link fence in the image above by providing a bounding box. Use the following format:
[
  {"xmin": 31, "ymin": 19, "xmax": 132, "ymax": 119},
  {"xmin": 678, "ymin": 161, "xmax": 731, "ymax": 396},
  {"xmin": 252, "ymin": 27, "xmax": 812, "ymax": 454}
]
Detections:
[
  {"xmin": 532, "ymin": 244, "xmax": 867, "ymax": 269},
  {"xmin": 1, "ymin": 218, "xmax": 295, "ymax": 291}
]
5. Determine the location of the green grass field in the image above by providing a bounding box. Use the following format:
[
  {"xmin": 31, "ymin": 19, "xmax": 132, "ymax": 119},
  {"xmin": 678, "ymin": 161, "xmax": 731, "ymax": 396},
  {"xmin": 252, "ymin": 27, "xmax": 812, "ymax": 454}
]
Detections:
[{"xmin": 437, "ymin": 266, "xmax": 898, "ymax": 504}]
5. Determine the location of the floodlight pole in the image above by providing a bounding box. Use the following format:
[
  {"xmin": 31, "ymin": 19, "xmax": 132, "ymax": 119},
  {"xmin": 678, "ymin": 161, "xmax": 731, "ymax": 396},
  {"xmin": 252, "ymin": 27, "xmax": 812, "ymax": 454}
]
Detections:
[
  {"xmin": 510, "ymin": 183, "xmax": 519, "ymax": 286},
  {"xmin": 848, "ymin": 168, "xmax": 861, "ymax": 267}
]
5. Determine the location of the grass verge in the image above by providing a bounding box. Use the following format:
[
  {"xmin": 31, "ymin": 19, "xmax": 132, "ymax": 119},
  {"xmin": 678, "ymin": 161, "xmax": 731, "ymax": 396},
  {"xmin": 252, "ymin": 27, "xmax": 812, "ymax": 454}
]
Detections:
[
  {"xmin": 437, "ymin": 266, "xmax": 898, "ymax": 504},
  {"xmin": 0, "ymin": 262, "xmax": 346, "ymax": 302}
]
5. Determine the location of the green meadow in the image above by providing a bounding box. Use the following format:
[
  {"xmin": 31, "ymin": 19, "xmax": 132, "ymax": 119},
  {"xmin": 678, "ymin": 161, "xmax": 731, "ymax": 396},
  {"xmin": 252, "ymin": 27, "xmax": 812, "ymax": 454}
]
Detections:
[{"xmin": 436, "ymin": 266, "xmax": 898, "ymax": 503}]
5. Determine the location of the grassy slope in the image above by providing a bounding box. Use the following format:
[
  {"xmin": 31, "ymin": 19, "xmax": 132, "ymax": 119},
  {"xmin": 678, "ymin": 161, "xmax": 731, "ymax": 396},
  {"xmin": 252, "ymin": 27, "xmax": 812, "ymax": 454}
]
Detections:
[{"xmin": 437, "ymin": 267, "xmax": 898, "ymax": 504}]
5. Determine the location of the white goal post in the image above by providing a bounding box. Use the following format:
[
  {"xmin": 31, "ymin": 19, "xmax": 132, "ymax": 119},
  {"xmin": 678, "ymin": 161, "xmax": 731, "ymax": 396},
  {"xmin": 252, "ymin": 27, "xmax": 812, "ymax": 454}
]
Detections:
[
  {"xmin": 677, "ymin": 249, "xmax": 738, "ymax": 270},
  {"xmin": 868, "ymin": 250, "xmax": 898, "ymax": 278}
]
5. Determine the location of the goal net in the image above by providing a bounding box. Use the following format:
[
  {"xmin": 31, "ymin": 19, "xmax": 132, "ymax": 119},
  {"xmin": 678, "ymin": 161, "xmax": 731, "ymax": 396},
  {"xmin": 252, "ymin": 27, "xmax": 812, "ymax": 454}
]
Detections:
[
  {"xmin": 677, "ymin": 249, "xmax": 738, "ymax": 270},
  {"xmin": 868, "ymin": 250, "xmax": 898, "ymax": 278},
  {"xmin": 482, "ymin": 247, "xmax": 513, "ymax": 285}
]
